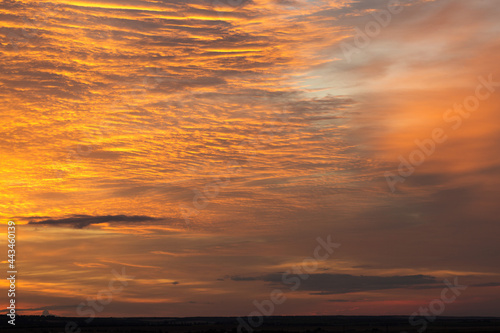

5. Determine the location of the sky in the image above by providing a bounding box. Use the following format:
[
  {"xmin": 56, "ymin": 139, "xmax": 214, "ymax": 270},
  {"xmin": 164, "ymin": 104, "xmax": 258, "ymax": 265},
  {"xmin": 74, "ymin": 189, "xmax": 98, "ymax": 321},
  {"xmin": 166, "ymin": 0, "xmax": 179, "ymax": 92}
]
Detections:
[{"xmin": 1, "ymin": 0, "xmax": 500, "ymax": 318}]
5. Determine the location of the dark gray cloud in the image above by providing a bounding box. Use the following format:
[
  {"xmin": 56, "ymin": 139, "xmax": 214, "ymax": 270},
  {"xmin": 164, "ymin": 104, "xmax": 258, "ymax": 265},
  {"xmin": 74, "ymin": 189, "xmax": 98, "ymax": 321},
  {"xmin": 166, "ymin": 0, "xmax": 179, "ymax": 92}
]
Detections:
[
  {"xmin": 29, "ymin": 214, "xmax": 165, "ymax": 228},
  {"xmin": 231, "ymin": 273, "xmax": 439, "ymax": 294}
]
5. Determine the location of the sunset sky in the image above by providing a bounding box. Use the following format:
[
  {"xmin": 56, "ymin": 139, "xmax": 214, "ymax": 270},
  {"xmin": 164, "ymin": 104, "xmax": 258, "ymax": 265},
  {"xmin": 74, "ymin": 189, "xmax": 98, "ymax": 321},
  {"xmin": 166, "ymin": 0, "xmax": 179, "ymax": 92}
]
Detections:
[{"xmin": 1, "ymin": 0, "xmax": 500, "ymax": 318}]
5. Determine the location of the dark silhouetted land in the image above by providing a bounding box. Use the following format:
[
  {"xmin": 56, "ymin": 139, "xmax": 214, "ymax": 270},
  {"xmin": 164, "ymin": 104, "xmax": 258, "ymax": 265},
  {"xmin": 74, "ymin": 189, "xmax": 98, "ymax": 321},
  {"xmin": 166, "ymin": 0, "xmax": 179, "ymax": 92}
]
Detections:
[{"xmin": 2, "ymin": 315, "xmax": 500, "ymax": 332}]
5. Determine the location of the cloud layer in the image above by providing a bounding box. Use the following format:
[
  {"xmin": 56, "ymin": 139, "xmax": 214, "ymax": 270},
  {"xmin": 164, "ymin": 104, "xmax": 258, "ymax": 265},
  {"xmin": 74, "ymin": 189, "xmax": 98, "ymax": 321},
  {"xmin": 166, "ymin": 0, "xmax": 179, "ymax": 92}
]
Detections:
[{"xmin": 1, "ymin": 0, "xmax": 499, "ymax": 318}]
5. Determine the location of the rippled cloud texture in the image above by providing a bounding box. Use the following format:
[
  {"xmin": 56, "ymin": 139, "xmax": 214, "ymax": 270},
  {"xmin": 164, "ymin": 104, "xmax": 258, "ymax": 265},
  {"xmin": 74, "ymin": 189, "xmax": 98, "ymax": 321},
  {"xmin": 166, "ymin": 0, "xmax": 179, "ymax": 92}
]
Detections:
[{"xmin": 1, "ymin": 0, "xmax": 499, "ymax": 317}]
